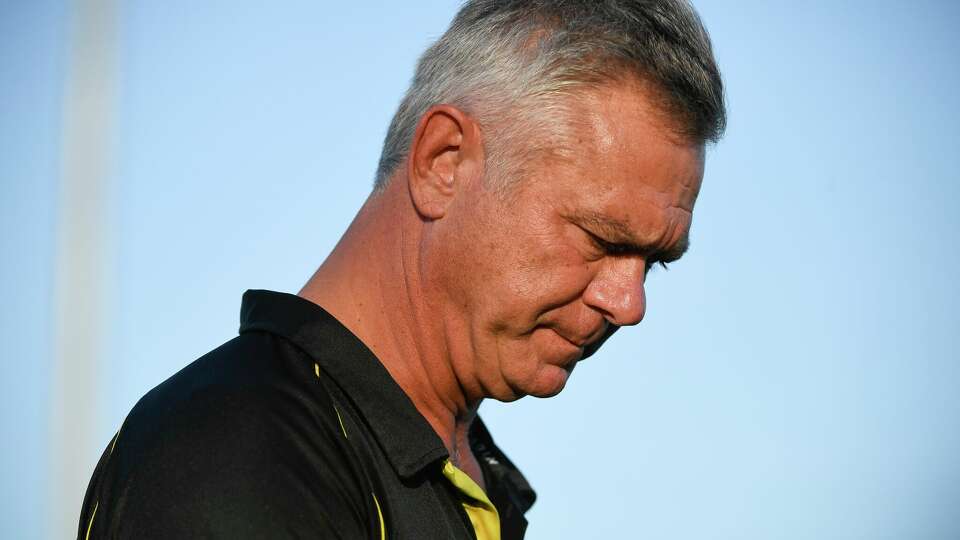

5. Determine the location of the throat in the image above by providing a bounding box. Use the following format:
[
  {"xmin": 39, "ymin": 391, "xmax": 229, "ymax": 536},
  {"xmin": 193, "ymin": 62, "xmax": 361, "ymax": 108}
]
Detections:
[{"xmin": 450, "ymin": 426, "xmax": 486, "ymax": 491}]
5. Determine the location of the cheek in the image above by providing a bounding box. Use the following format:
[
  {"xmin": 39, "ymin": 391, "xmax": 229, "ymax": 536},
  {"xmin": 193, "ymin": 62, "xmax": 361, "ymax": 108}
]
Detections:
[
  {"xmin": 452, "ymin": 196, "xmax": 592, "ymax": 321},
  {"xmin": 496, "ymin": 239, "xmax": 594, "ymax": 315},
  {"xmin": 500, "ymin": 216, "xmax": 594, "ymax": 302},
  {"xmin": 471, "ymin": 242, "xmax": 584, "ymax": 335}
]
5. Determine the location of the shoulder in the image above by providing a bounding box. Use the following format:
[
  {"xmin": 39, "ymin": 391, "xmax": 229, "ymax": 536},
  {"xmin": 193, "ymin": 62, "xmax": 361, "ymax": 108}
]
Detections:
[
  {"xmin": 121, "ymin": 332, "xmax": 325, "ymax": 461},
  {"xmin": 84, "ymin": 333, "xmax": 374, "ymax": 538}
]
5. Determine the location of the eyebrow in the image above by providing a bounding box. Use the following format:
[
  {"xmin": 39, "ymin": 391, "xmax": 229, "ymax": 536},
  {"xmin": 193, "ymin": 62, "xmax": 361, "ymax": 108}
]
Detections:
[{"xmin": 572, "ymin": 211, "xmax": 690, "ymax": 263}]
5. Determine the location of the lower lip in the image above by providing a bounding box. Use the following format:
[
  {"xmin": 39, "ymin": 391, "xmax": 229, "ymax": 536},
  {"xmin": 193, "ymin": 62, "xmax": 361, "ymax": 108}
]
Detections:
[{"xmin": 551, "ymin": 330, "xmax": 585, "ymax": 361}]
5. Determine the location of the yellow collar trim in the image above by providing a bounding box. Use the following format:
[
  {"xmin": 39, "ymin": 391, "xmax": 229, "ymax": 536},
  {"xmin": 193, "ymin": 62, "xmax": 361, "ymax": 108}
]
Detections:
[{"xmin": 441, "ymin": 459, "xmax": 501, "ymax": 540}]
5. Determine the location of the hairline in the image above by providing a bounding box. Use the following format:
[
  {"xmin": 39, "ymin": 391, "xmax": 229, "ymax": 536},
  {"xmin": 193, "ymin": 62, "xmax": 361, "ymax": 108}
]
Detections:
[{"xmin": 374, "ymin": 0, "xmax": 725, "ymax": 192}]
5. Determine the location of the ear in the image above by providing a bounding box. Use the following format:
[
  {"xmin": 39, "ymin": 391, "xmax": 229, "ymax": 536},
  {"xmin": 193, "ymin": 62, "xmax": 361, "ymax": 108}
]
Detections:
[{"xmin": 406, "ymin": 104, "xmax": 484, "ymax": 219}]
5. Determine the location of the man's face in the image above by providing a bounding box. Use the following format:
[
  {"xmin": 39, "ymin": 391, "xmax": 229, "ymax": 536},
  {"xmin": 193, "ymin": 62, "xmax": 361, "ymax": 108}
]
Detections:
[{"xmin": 430, "ymin": 80, "xmax": 705, "ymax": 401}]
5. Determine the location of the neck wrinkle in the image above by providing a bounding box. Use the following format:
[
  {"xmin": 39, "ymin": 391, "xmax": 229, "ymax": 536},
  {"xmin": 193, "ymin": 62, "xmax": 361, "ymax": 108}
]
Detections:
[
  {"xmin": 384, "ymin": 208, "xmax": 477, "ymax": 454},
  {"xmin": 305, "ymin": 185, "xmax": 479, "ymax": 459}
]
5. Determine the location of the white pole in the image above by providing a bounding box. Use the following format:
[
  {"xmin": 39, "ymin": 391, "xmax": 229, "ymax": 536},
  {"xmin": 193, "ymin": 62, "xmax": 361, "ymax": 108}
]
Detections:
[{"xmin": 51, "ymin": 0, "xmax": 117, "ymax": 537}]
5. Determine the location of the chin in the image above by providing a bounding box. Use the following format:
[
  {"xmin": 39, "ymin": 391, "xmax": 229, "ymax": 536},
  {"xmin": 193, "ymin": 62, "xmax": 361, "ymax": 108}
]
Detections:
[
  {"xmin": 532, "ymin": 362, "xmax": 576, "ymax": 397},
  {"xmin": 500, "ymin": 361, "xmax": 575, "ymax": 401},
  {"xmin": 491, "ymin": 334, "xmax": 580, "ymax": 400}
]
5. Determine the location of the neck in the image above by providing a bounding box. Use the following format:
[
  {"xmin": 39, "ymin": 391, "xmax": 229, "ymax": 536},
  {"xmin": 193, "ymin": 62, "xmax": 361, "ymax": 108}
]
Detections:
[{"xmin": 299, "ymin": 178, "xmax": 479, "ymax": 465}]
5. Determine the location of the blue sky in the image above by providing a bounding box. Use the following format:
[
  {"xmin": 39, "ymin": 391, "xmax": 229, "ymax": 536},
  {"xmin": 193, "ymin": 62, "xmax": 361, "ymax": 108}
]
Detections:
[{"xmin": 2, "ymin": 1, "xmax": 958, "ymax": 538}]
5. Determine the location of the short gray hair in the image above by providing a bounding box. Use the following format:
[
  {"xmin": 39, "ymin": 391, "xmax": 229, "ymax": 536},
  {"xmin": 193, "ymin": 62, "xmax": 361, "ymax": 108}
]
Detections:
[{"xmin": 373, "ymin": 0, "xmax": 726, "ymax": 191}]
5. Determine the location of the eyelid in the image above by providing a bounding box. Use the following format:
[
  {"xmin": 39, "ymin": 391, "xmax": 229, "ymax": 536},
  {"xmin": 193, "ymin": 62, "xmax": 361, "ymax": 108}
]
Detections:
[
  {"xmin": 582, "ymin": 228, "xmax": 608, "ymax": 252},
  {"xmin": 582, "ymin": 225, "xmax": 675, "ymax": 271},
  {"xmin": 585, "ymin": 229, "xmax": 640, "ymax": 257},
  {"xmin": 645, "ymin": 259, "xmax": 670, "ymax": 273}
]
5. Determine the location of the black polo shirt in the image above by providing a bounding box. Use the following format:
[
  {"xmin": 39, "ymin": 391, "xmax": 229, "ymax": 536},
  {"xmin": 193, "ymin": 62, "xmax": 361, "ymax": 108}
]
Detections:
[{"xmin": 78, "ymin": 290, "xmax": 535, "ymax": 539}]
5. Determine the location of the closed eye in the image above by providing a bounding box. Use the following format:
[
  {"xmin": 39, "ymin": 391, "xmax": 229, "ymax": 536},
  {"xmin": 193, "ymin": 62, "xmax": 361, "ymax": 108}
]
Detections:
[
  {"xmin": 583, "ymin": 229, "xmax": 635, "ymax": 256},
  {"xmin": 584, "ymin": 228, "xmax": 670, "ymax": 273},
  {"xmin": 645, "ymin": 260, "xmax": 669, "ymax": 273},
  {"xmin": 581, "ymin": 227, "xmax": 672, "ymax": 274}
]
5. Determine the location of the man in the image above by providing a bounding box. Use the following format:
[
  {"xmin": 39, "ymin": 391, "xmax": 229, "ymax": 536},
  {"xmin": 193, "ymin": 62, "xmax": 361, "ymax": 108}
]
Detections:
[{"xmin": 78, "ymin": 1, "xmax": 724, "ymax": 538}]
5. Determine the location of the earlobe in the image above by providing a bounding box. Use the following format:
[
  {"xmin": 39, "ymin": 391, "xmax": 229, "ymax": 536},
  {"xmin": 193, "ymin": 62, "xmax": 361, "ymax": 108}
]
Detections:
[{"xmin": 407, "ymin": 105, "xmax": 484, "ymax": 220}]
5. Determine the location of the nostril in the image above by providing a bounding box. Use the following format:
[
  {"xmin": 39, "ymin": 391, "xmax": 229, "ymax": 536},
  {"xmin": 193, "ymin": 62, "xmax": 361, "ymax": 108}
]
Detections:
[{"xmin": 594, "ymin": 306, "xmax": 616, "ymax": 325}]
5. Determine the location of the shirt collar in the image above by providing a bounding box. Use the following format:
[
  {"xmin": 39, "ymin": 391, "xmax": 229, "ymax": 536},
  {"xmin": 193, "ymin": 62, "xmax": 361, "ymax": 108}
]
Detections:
[{"xmin": 238, "ymin": 289, "xmax": 449, "ymax": 479}]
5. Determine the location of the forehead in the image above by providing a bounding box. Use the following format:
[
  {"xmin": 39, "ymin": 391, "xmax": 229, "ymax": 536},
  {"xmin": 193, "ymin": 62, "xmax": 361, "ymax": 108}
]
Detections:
[
  {"xmin": 565, "ymin": 79, "xmax": 705, "ymax": 198},
  {"xmin": 526, "ymin": 80, "xmax": 705, "ymax": 238},
  {"xmin": 488, "ymin": 78, "xmax": 704, "ymax": 260}
]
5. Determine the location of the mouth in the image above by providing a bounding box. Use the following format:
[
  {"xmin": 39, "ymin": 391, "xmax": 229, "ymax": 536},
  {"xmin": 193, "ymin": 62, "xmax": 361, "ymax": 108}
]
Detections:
[
  {"xmin": 554, "ymin": 323, "xmax": 607, "ymax": 350},
  {"xmin": 555, "ymin": 332, "xmax": 587, "ymax": 350},
  {"xmin": 549, "ymin": 325, "xmax": 608, "ymax": 366}
]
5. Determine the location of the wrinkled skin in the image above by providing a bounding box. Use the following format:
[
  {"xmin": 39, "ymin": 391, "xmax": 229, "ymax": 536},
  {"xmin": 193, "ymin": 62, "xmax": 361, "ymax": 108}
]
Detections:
[{"xmin": 425, "ymin": 80, "xmax": 705, "ymax": 401}]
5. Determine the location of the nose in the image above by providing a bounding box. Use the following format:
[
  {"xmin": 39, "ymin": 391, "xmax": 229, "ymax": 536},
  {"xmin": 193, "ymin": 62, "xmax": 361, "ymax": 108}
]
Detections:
[{"xmin": 582, "ymin": 257, "xmax": 647, "ymax": 326}]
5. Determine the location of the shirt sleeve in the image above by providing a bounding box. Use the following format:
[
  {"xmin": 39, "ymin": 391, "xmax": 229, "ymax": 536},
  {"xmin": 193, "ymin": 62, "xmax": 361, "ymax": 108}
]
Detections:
[{"xmin": 78, "ymin": 384, "xmax": 377, "ymax": 539}]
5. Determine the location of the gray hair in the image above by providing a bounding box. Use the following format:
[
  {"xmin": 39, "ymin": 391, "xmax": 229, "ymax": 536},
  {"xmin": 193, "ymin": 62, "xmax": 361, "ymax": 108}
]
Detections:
[{"xmin": 373, "ymin": 0, "xmax": 726, "ymax": 191}]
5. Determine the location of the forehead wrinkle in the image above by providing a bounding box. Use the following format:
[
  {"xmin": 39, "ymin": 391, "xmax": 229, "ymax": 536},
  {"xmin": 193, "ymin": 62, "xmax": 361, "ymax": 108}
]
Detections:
[
  {"xmin": 581, "ymin": 95, "xmax": 703, "ymax": 203},
  {"xmin": 617, "ymin": 139, "xmax": 704, "ymax": 212},
  {"xmin": 670, "ymin": 234, "xmax": 690, "ymax": 260},
  {"xmin": 654, "ymin": 204, "xmax": 696, "ymax": 260},
  {"xmin": 572, "ymin": 202, "xmax": 693, "ymax": 261},
  {"xmin": 571, "ymin": 208, "xmax": 661, "ymax": 252}
]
